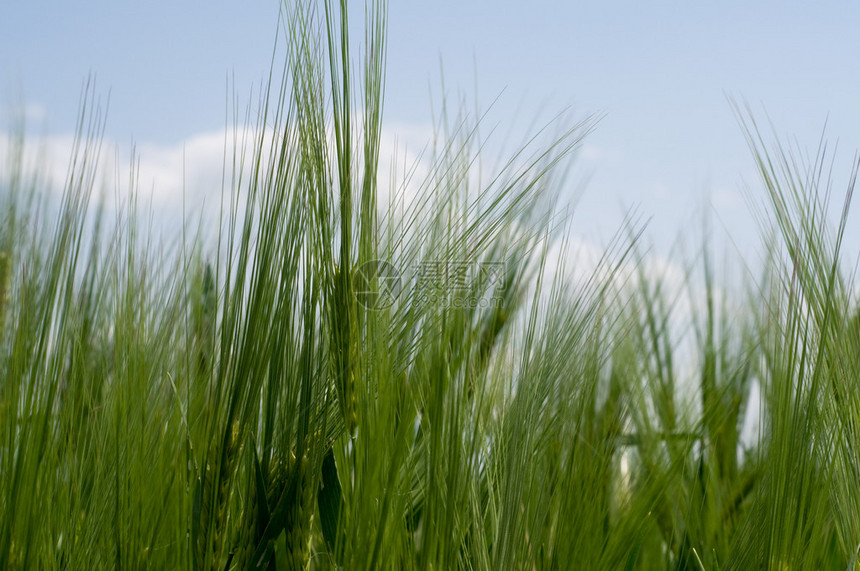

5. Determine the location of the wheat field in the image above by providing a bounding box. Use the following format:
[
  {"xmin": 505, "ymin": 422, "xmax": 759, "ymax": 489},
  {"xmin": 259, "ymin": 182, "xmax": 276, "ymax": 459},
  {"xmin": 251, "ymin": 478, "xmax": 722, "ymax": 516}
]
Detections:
[{"xmin": 1, "ymin": 2, "xmax": 859, "ymax": 569}]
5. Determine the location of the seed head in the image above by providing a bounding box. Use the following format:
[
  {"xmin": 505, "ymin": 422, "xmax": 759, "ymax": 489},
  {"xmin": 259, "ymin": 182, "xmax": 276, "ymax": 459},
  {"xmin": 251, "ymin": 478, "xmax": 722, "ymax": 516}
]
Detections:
[{"xmin": 286, "ymin": 454, "xmax": 315, "ymax": 569}]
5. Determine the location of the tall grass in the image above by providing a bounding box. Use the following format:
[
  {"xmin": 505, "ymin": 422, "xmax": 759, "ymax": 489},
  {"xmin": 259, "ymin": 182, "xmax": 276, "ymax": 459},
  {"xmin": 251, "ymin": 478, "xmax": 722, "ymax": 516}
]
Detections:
[{"xmin": 2, "ymin": 2, "xmax": 860, "ymax": 569}]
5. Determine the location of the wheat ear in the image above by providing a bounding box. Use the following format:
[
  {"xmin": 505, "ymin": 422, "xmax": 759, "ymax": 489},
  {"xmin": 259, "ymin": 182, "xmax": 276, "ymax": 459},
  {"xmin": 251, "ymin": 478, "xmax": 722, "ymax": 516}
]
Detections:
[{"xmin": 196, "ymin": 420, "xmax": 241, "ymax": 571}]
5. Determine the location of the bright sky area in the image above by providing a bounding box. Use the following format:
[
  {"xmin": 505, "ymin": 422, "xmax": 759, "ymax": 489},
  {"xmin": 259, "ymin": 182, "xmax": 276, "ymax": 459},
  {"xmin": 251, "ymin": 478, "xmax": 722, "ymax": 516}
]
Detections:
[{"xmin": 3, "ymin": 1, "xmax": 860, "ymax": 277}]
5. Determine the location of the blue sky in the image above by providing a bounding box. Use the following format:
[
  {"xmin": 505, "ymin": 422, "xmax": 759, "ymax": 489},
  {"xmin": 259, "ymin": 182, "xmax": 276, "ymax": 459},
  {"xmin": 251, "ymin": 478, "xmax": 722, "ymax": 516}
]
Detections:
[{"xmin": 3, "ymin": 1, "xmax": 860, "ymax": 267}]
